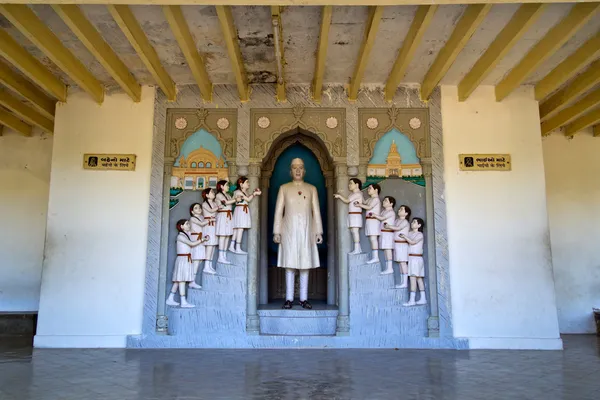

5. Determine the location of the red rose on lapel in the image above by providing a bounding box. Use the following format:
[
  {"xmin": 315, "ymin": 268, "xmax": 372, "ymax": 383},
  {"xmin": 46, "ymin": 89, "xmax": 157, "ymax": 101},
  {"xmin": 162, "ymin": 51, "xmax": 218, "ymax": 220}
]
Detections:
[{"xmin": 298, "ymin": 191, "xmax": 302, "ymax": 195}]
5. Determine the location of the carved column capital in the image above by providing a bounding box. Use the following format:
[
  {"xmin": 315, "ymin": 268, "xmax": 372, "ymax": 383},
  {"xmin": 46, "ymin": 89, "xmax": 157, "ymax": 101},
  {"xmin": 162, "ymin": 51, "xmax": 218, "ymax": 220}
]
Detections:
[
  {"xmin": 237, "ymin": 164, "xmax": 249, "ymax": 176},
  {"xmin": 347, "ymin": 166, "xmax": 359, "ymax": 177},
  {"xmin": 333, "ymin": 163, "xmax": 348, "ymax": 178},
  {"xmin": 422, "ymin": 162, "xmax": 433, "ymax": 178},
  {"xmin": 248, "ymin": 162, "xmax": 261, "ymax": 178}
]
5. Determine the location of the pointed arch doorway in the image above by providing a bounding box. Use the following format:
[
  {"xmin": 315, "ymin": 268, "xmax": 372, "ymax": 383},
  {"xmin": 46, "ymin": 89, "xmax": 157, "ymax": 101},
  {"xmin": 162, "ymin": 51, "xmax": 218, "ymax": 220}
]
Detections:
[{"xmin": 258, "ymin": 130, "xmax": 337, "ymax": 306}]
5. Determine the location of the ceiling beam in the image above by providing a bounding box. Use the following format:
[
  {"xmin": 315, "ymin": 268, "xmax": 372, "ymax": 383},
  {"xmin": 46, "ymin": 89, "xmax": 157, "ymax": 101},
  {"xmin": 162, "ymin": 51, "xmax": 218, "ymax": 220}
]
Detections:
[
  {"xmin": 0, "ymin": 4, "xmax": 104, "ymax": 104},
  {"xmin": 0, "ymin": 59, "xmax": 55, "ymax": 119},
  {"xmin": 539, "ymin": 59, "xmax": 600, "ymax": 121},
  {"xmin": 52, "ymin": 4, "xmax": 141, "ymax": 102},
  {"xmin": 458, "ymin": 4, "xmax": 545, "ymax": 102},
  {"xmin": 348, "ymin": 6, "xmax": 384, "ymax": 101},
  {"xmin": 535, "ymin": 31, "xmax": 600, "ymax": 101},
  {"xmin": 163, "ymin": 5, "xmax": 212, "ymax": 102},
  {"xmin": 564, "ymin": 107, "xmax": 600, "ymax": 137},
  {"xmin": 0, "ymin": 88, "xmax": 53, "ymax": 133},
  {"xmin": 594, "ymin": 124, "xmax": 599, "ymax": 137},
  {"xmin": 108, "ymin": 5, "xmax": 176, "ymax": 101},
  {"xmin": 216, "ymin": 5, "xmax": 249, "ymax": 102},
  {"xmin": 271, "ymin": 6, "xmax": 286, "ymax": 102},
  {"xmin": 384, "ymin": 5, "xmax": 437, "ymax": 102},
  {"xmin": 0, "ymin": 29, "xmax": 67, "ymax": 102},
  {"xmin": 0, "ymin": 1, "xmax": 597, "ymax": 6},
  {"xmin": 421, "ymin": 4, "xmax": 491, "ymax": 101},
  {"xmin": 312, "ymin": 6, "xmax": 332, "ymax": 102},
  {"xmin": 540, "ymin": 88, "xmax": 600, "ymax": 136},
  {"xmin": 0, "ymin": 107, "xmax": 32, "ymax": 136},
  {"xmin": 495, "ymin": 3, "xmax": 600, "ymax": 102}
]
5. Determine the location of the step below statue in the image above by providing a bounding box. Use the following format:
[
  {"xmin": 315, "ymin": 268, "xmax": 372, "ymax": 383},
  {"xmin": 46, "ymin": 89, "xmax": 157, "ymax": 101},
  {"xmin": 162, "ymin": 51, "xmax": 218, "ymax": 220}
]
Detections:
[{"xmin": 273, "ymin": 158, "xmax": 323, "ymax": 310}]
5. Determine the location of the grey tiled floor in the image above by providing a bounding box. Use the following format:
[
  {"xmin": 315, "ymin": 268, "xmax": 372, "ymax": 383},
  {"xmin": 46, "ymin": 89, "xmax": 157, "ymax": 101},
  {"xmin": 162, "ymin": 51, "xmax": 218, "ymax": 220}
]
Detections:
[{"xmin": 0, "ymin": 335, "xmax": 599, "ymax": 400}]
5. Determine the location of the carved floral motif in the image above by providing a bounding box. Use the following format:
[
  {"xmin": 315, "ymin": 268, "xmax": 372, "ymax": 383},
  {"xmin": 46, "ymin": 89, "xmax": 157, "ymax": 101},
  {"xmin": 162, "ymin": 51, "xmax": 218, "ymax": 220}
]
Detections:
[
  {"xmin": 409, "ymin": 117, "xmax": 421, "ymax": 130},
  {"xmin": 196, "ymin": 109, "xmax": 209, "ymax": 124},
  {"xmin": 217, "ymin": 117, "xmax": 230, "ymax": 130},
  {"xmin": 333, "ymin": 136, "xmax": 343, "ymax": 157},
  {"xmin": 326, "ymin": 116, "xmax": 338, "ymax": 129},
  {"xmin": 223, "ymin": 138, "xmax": 234, "ymax": 158},
  {"xmin": 175, "ymin": 117, "xmax": 187, "ymax": 130},
  {"xmin": 257, "ymin": 116, "xmax": 270, "ymax": 129},
  {"xmin": 366, "ymin": 117, "xmax": 378, "ymax": 130},
  {"xmin": 255, "ymin": 139, "xmax": 265, "ymax": 158}
]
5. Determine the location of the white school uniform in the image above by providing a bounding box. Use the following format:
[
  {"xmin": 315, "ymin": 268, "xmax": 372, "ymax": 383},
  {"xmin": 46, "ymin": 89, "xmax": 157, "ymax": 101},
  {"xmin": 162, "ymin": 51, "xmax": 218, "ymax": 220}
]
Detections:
[
  {"xmin": 172, "ymin": 233, "xmax": 195, "ymax": 282},
  {"xmin": 189, "ymin": 216, "xmax": 206, "ymax": 261},
  {"xmin": 379, "ymin": 209, "xmax": 396, "ymax": 249},
  {"xmin": 202, "ymin": 201, "xmax": 218, "ymax": 246},
  {"xmin": 407, "ymin": 231, "xmax": 425, "ymax": 277},
  {"xmin": 233, "ymin": 189, "xmax": 251, "ymax": 229},
  {"xmin": 364, "ymin": 197, "xmax": 381, "ymax": 236},
  {"xmin": 215, "ymin": 192, "xmax": 234, "ymax": 236},
  {"xmin": 393, "ymin": 219, "xmax": 410, "ymax": 262},
  {"xmin": 347, "ymin": 191, "xmax": 364, "ymax": 228}
]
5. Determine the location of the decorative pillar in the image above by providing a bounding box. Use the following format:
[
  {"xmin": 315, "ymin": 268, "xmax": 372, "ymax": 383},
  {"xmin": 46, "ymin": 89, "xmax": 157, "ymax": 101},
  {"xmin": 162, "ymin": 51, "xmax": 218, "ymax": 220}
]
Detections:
[
  {"xmin": 422, "ymin": 161, "xmax": 440, "ymax": 337},
  {"xmin": 325, "ymin": 171, "xmax": 336, "ymax": 305},
  {"xmin": 156, "ymin": 159, "xmax": 174, "ymax": 334},
  {"xmin": 259, "ymin": 173, "xmax": 271, "ymax": 305},
  {"xmin": 357, "ymin": 161, "xmax": 368, "ymax": 184},
  {"xmin": 228, "ymin": 160, "xmax": 240, "ymax": 184},
  {"xmin": 246, "ymin": 162, "xmax": 261, "ymax": 334},
  {"xmin": 334, "ymin": 163, "xmax": 350, "ymax": 335}
]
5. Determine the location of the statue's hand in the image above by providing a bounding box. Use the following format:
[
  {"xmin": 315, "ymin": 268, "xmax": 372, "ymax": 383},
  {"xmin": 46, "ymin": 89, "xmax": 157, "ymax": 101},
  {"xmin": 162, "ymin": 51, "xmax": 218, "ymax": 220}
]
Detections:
[
  {"xmin": 316, "ymin": 234, "xmax": 323, "ymax": 244},
  {"xmin": 273, "ymin": 234, "xmax": 281, "ymax": 244},
  {"xmin": 333, "ymin": 194, "xmax": 341, "ymax": 199}
]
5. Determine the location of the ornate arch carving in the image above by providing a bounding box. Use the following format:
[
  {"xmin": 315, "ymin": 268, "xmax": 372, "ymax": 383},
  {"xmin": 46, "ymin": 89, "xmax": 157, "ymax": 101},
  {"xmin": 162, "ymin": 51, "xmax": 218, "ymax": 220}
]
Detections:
[{"xmin": 261, "ymin": 132, "xmax": 333, "ymax": 175}]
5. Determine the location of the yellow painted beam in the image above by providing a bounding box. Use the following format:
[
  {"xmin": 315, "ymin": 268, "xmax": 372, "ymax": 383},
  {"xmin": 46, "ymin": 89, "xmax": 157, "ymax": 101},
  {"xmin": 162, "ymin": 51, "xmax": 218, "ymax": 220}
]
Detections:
[
  {"xmin": 384, "ymin": 5, "xmax": 437, "ymax": 102},
  {"xmin": 539, "ymin": 59, "xmax": 600, "ymax": 120},
  {"xmin": 535, "ymin": 31, "xmax": 600, "ymax": 101},
  {"xmin": 53, "ymin": 4, "xmax": 141, "ymax": 102},
  {"xmin": 0, "ymin": 59, "xmax": 55, "ymax": 119},
  {"xmin": 348, "ymin": 6, "xmax": 384, "ymax": 101},
  {"xmin": 108, "ymin": 5, "xmax": 176, "ymax": 101},
  {"xmin": 271, "ymin": 6, "xmax": 286, "ymax": 102},
  {"xmin": 458, "ymin": 4, "xmax": 545, "ymax": 102},
  {"xmin": 495, "ymin": 3, "xmax": 600, "ymax": 102},
  {"xmin": 0, "ymin": 88, "xmax": 53, "ymax": 133},
  {"xmin": 312, "ymin": 6, "xmax": 332, "ymax": 102},
  {"xmin": 0, "ymin": 107, "xmax": 32, "ymax": 136},
  {"xmin": 163, "ymin": 5, "xmax": 212, "ymax": 102},
  {"xmin": 594, "ymin": 124, "xmax": 600, "ymax": 137},
  {"xmin": 216, "ymin": 5, "xmax": 249, "ymax": 102},
  {"xmin": 564, "ymin": 107, "xmax": 600, "ymax": 137},
  {"xmin": 421, "ymin": 4, "xmax": 492, "ymax": 101},
  {"xmin": 2, "ymin": 1, "xmax": 597, "ymax": 6},
  {"xmin": 0, "ymin": 29, "xmax": 67, "ymax": 102},
  {"xmin": 540, "ymin": 88, "xmax": 600, "ymax": 135},
  {"xmin": 0, "ymin": 4, "xmax": 104, "ymax": 104}
]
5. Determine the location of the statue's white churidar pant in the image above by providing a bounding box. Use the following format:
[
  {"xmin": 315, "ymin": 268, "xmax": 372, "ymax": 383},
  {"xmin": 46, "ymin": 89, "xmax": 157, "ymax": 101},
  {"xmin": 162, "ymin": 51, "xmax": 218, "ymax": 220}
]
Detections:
[{"xmin": 286, "ymin": 269, "xmax": 309, "ymax": 302}]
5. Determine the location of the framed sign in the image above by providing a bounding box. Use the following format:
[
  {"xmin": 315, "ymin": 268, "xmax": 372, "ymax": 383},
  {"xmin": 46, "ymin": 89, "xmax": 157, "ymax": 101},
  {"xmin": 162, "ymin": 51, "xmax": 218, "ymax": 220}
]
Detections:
[
  {"xmin": 459, "ymin": 154, "xmax": 511, "ymax": 171},
  {"xmin": 83, "ymin": 154, "xmax": 136, "ymax": 171}
]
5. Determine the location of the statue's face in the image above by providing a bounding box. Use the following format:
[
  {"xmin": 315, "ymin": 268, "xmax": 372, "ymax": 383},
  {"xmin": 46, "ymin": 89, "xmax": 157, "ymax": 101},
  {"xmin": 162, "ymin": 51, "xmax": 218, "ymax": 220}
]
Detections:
[
  {"xmin": 183, "ymin": 220, "xmax": 191, "ymax": 232},
  {"xmin": 382, "ymin": 198, "xmax": 391, "ymax": 208},
  {"xmin": 398, "ymin": 206, "xmax": 408, "ymax": 219},
  {"xmin": 207, "ymin": 189, "xmax": 215, "ymax": 199},
  {"xmin": 223, "ymin": 182, "xmax": 229, "ymax": 192},
  {"xmin": 411, "ymin": 219, "xmax": 421, "ymax": 230},
  {"xmin": 348, "ymin": 180, "xmax": 356, "ymax": 191},
  {"xmin": 241, "ymin": 180, "xmax": 250, "ymax": 190},
  {"xmin": 367, "ymin": 185, "xmax": 375, "ymax": 196},
  {"xmin": 290, "ymin": 160, "xmax": 305, "ymax": 181},
  {"xmin": 192, "ymin": 204, "xmax": 202, "ymax": 215}
]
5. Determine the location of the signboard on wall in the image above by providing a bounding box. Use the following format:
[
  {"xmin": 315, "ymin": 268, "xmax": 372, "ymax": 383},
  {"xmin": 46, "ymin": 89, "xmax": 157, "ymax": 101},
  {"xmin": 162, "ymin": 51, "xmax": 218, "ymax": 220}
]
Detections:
[
  {"xmin": 459, "ymin": 154, "xmax": 511, "ymax": 171},
  {"xmin": 83, "ymin": 154, "xmax": 136, "ymax": 171}
]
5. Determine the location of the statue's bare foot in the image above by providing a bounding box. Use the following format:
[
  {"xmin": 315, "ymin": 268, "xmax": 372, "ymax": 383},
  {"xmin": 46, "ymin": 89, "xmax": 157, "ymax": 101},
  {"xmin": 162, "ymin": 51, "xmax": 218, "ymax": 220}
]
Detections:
[
  {"xmin": 299, "ymin": 300, "xmax": 312, "ymax": 310},
  {"xmin": 282, "ymin": 300, "xmax": 293, "ymax": 309},
  {"xmin": 188, "ymin": 282, "xmax": 202, "ymax": 289}
]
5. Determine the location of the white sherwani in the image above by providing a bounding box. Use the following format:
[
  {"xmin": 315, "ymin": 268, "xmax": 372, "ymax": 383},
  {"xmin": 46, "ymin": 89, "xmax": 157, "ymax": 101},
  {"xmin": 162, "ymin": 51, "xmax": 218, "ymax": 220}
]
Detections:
[{"xmin": 273, "ymin": 181, "xmax": 323, "ymax": 270}]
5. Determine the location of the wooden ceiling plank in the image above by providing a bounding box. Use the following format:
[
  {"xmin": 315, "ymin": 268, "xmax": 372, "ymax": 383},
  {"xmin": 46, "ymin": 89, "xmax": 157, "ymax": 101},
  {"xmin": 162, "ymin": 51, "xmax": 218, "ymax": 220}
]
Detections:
[
  {"xmin": 384, "ymin": 5, "xmax": 437, "ymax": 102},
  {"xmin": 458, "ymin": 4, "xmax": 545, "ymax": 102},
  {"xmin": 312, "ymin": 5, "xmax": 332, "ymax": 102},
  {"xmin": 539, "ymin": 59, "xmax": 600, "ymax": 120},
  {"xmin": 271, "ymin": 6, "xmax": 286, "ymax": 102},
  {"xmin": 421, "ymin": 4, "xmax": 492, "ymax": 101},
  {"xmin": 163, "ymin": 5, "xmax": 212, "ymax": 102},
  {"xmin": 0, "ymin": 106, "xmax": 32, "ymax": 136},
  {"xmin": 0, "ymin": 4, "xmax": 104, "ymax": 103},
  {"xmin": 495, "ymin": 3, "xmax": 600, "ymax": 102},
  {"xmin": 0, "ymin": 59, "xmax": 55, "ymax": 119},
  {"xmin": 540, "ymin": 87, "xmax": 600, "ymax": 135},
  {"xmin": 564, "ymin": 107, "xmax": 600, "ymax": 137},
  {"xmin": 0, "ymin": 29, "xmax": 67, "ymax": 102},
  {"xmin": 594, "ymin": 124, "xmax": 600, "ymax": 137},
  {"xmin": 348, "ymin": 6, "xmax": 384, "ymax": 101},
  {"xmin": 53, "ymin": 4, "xmax": 141, "ymax": 102},
  {"xmin": 215, "ymin": 5, "xmax": 249, "ymax": 102},
  {"xmin": 108, "ymin": 4, "xmax": 176, "ymax": 101},
  {"xmin": 0, "ymin": 88, "xmax": 53, "ymax": 133}
]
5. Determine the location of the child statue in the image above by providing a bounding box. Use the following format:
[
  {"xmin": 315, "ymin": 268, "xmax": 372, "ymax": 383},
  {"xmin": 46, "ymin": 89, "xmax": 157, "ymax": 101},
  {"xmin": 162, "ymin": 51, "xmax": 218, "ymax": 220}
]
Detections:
[
  {"xmin": 384, "ymin": 205, "xmax": 411, "ymax": 288},
  {"xmin": 201, "ymin": 188, "xmax": 219, "ymax": 274},
  {"xmin": 230, "ymin": 176, "xmax": 262, "ymax": 254},
  {"xmin": 400, "ymin": 217, "xmax": 427, "ymax": 306},
  {"xmin": 166, "ymin": 219, "xmax": 206, "ymax": 308},
  {"xmin": 374, "ymin": 196, "xmax": 396, "ymax": 275},
  {"xmin": 189, "ymin": 203, "xmax": 210, "ymax": 287},
  {"xmin": 333, "ymin": 178, "xmax": 364, "ymax": 254},
  {"xmin": 215, "ymin": 180, "xmax": 236, "ymax": 264},
  {"xmin": 354, "ymin": 183, "xmax": 382, "ymax": 264}
]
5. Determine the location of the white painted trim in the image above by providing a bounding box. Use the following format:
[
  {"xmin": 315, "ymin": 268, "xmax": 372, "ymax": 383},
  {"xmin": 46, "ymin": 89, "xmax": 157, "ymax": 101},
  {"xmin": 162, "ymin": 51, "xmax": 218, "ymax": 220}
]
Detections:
[
  {"xmin": 465, "ymin": 337, "xmax": 563, "ymax": 350},
  {"xmin": 34, "ymin": 335, "xmax": 128, "ymax": 348}
]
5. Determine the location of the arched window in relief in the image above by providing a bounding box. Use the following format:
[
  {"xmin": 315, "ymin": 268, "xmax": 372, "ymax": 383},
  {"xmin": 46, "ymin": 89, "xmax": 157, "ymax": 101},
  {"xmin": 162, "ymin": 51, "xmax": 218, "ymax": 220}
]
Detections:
[
  {"xmin": 198, "ymin": 162, "xmax": 204, "ymax": 168},
  {"xmin": 191, "ymin": 162, "xmax": 197, "ymax": 168},
  {"xmin": 206, "ymin": 162, "xmax": 212, "ymax": 168}
]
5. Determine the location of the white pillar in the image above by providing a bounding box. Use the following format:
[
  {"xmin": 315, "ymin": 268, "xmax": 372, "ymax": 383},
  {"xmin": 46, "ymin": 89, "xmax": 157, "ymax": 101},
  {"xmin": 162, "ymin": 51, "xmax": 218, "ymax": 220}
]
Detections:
[
  {"xmin": 334, "ymin": 163, "xmax": 350, "ymax": 335},
  {"xmin": 325, "ymin": 172, "xmax": 336, "ymax": 305},
  {"xmin": 246, "ymin": 162, "xmax": 261, "ymax": 334},
  {"xmin": 259, "ymin": 174, "xmax": 270, "ymax": 305}
]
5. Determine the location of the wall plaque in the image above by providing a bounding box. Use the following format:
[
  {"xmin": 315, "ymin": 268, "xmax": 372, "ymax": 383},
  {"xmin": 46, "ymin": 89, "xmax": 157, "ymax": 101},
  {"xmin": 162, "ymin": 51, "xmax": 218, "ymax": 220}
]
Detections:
[
  {"xmin": 83, "ymin": 154, "xmax": 136, "ymax": 171},
  {"xmin": 459, "ymin": 154, "xmax": 511, "ymax": 171}
]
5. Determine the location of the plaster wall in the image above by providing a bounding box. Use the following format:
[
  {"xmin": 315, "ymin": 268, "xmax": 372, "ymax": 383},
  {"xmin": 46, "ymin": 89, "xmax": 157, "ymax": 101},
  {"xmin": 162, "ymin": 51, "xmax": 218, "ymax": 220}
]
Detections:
[
  {"xmin": 34, "ymin": 87, "xmax": 156, "ymax": 348},
  {"xmin": 0, "ymin": 130, "xmax": 52, "ymax": 312},
  {"xmin": 543, "ymin": 132, "xmax": 600, "ymax": 334},
  {"xmin": 441, "ymin": 85, "xmax": 562, "ymax": 350}
]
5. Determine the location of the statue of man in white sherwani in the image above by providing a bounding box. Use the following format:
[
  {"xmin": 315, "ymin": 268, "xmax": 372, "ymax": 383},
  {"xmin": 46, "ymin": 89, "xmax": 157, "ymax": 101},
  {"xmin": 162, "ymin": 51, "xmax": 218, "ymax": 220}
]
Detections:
[{"xmin": 273, "ymin": 158, "xmax": 323, "ymax": 309}]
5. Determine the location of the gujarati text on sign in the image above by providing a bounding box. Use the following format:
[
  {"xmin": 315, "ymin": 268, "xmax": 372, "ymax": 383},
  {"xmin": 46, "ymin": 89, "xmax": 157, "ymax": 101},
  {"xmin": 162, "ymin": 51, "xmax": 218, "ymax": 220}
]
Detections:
[
  {"xmin": 458, "ymin": 154, "xmax": 511, "ymax": 171},
  {"xmin": 83, "ymin": 154, "xmax": 136, "ymax": 171}
]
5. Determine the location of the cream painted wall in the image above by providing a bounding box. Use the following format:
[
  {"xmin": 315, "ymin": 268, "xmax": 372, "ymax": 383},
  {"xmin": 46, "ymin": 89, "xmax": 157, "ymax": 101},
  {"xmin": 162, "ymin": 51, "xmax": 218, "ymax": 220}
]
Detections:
[
  {"xmin": 543, "ymin": 132, "xmax": 600, "ymax": 334},
  {"xmin": 34, "ymin": 87, "xmax": 155, "ymax": 348},
  {"xmin": 441, "ymin": 85, "xmax": 562, "ymax": 350},
  {"xmin": 0, "ymin": 129, "xmax": 52, "ymax": 312}
]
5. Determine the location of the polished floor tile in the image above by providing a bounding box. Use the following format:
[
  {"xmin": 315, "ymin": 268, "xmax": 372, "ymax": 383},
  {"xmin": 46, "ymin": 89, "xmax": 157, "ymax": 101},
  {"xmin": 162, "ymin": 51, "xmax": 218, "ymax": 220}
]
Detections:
[{"xmin": 0, "ymin": 335, "xmax": 599, "ymax": 399}]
